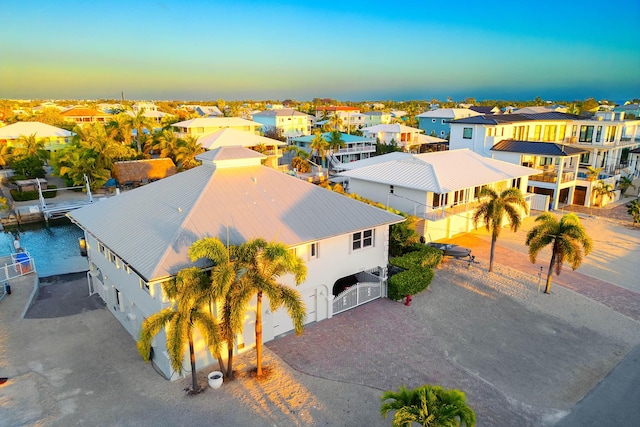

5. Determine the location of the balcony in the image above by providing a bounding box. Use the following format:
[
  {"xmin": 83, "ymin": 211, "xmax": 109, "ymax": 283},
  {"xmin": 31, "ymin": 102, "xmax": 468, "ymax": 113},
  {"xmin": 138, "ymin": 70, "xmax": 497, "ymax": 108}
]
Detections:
[
  {"xmin": 335, "ymin": 144, "xmax": 376, "ymax": 155},
  {"xmin": 529, "ymin": 171, "xmax": 575, "ymax": 184}
]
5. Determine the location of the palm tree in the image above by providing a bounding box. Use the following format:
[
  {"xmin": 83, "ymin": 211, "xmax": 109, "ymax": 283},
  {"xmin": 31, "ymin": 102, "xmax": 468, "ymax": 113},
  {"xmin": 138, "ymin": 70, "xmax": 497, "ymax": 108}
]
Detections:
[
  {"xmin": 128, "ymin": 109, "xmax": 156, "ymax": 152},
  {"xmin": 617, "ymin": 176, "xmax": 636, "ymax": 197},
  {"xmin": 381, "ymin": 384, "xmax": 476, "ymax": 427},
  {"xmin": 106, "ymin": 113, "xmax": 133, "ymax": 146},
  {"xmin": 155, "ymin": 129, "xmax": 181, "ymax": 161},
  {"xmin": 13, "ymin": 133, "xmax": 49, "ymax": 163},
  {"xmin": 327, "ymin": 130, "xmax": 346, "ymax": 160},
  {"xmin": 175, "ymin": 135, "xmax": 204, "ymax": 170},
  {"xmin": 309, "ymin": 130, "xmax": 328, "ymax": 169},
  {"xmin": 526, "ymin": 213, "xmax": 593, "ymax": 294},
  {"xmin": 326, "ymin": 113, "xmax": 344, "ymax": 132},
  {"xmin": 627, "ymin": 200, "xmax": 640, "ymax": 226},
  {"xmin": 592, "ymin": 180, "xmax": 615, "ymax": 207},
  {"xmin": 472, "ymin": 187, "xmax": 529, "ymax": 272},
  {"xmin": 234, "ymin": 238, "xmax": 307, "ymax": 376},
  {"xmin": 137, "ymin": 267, "xmax": 222, "ymax": 393},
  {"xmin": 585, "ymin": 166, "xmax": 602, "ymax": 181},
  {"xmin": 0, "ymin": 142, "xmax": 12, "ymax": 169},
  {"xmin": 188, "ymin": 237, "xmax": 240, "ymax": 379}
]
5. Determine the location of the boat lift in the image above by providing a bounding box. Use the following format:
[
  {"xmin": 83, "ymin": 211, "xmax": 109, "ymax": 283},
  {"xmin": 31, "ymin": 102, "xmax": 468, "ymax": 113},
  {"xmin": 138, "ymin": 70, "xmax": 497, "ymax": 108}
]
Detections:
[{"xmin": 37, "ymin": 175, "xmax": 94, "ymax": 222}]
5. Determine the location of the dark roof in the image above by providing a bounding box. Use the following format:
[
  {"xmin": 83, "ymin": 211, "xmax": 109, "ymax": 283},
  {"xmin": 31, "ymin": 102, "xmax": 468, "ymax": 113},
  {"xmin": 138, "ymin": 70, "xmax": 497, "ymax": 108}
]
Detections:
[
  {"xmin": 468, "ymin": 106, "xmax": 498, "ymax": 114},
  {"xmin": 452, "ymin": 112, "xmax": 586, "ymax": 125},
  {"xmin": 630, "ymin": 147, "xmax": 640, "ymax": 154},
  {"xmin": 113, "ymin": 158, "xmax": 177, "ymax": 183},
  {"xmin": 491, "ymin": 140, "xmax": 588, "ymax": 156}
]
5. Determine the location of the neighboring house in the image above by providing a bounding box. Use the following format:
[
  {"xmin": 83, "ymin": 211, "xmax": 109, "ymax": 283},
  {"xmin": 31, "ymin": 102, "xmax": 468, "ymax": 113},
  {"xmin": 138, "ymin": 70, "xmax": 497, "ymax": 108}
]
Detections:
[
  {"xmin": 197, "ymin": 128, "xmax": 285, "ymax": 169},
  {"xmin": 132, "ymin": 102, "xmax": 159, "ymax": 113},
  {"xmin": 251, "ymin": 108, "xmax": 312, "ymax": 138},
  {"xmin": 490, "ymin": 140, "xmax": 588, "ymax": 209},
  {"xmin": 60, "ymin": 106, "xmax": 111, "ymax": 125},
  {"xmin": 112, "ymin": 158, "xmax": 177, "ymax": 187},
  {"xmin": 290, "ymin": 132, "xmax": 376, "ymax": 165},
  {"xmin": 513, "ymin": 106, "xmax": 568, "ymax": 114},
  {"xmin": 68, "ymin": 146, "xmax": 403, "ymax": 381},
  {"xmin": 126, "ymin": 109, "xmax": 173, "ymax": 125},
  {"xmin": 449, "ymin": 111, "xmax": 640, "ymax": 207},
  {"xmin": 627, "ymin": 147, "xmax": 640, "ymax": 178},
  {"xmin": 314, "ymin": 106, "xmax": 364, "ymax": 131},
  {"xmin": 195, "ymin": 105, "xmax": 223, "ymax": 117},
  {"xmin": 360, "ymin": 123, "xmax": 425, "ymax": 152},
  {"xmin": 390, "ymin": 110, "xmax": 407, "ymax": 120},
  {"xmin": 171, "ymin": 117, "xmax": 262, "ymax": 139},
  {"xmin": 362, "ymin": 111, "xmax": 392, "ymax": 127},
  {"xmin": 614, "ymin": 103, "xmax": 640, "ymax": 118},
  {"xmin": 0, "ymin": 121, "xmax": 74, "ymax": 152},
  {"xmin": 416, "ymin": 108, "xmax": 481, "ymax": 139},
  {"xmin": 337, "ymin": 149, "xmax": 539, "ymax": 241},
  {"xmin": 469, "ymin": 106, "xmax": 501, "ymax": 115}
]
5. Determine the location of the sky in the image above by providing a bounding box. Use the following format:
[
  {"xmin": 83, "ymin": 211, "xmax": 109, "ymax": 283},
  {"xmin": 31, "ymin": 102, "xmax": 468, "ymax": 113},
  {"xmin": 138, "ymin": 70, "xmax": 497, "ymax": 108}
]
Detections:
[{"xmin": 1, "ymin": 0, "xmax": 639, "ymax": 102}]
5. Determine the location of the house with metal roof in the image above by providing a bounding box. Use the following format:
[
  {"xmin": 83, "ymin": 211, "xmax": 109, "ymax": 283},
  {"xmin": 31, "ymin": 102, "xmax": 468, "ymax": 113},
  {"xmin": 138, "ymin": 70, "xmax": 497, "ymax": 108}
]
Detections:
[
  {"xmin": 360, "ymin": 123, "xmax": 427, "ymax": 152},
  {"xmin": 337, "ymin": 149, "xmax": 539, "ymax": 241},
  {"xmin": 491, "ymin": 141, "xmax": 588, "ymax": 209},
  {"xmin": 68, "ymin": 146, "xmax": 403, "ymax": 381},
  {"xmin": 251, "ymin": 108, "xmax": 312, "ymax": 138},
  {"xmin": 290, "ymin": 132, "xmax": 376, "ymax": 165},
  {"xmin": 416, "ymin": 108, "xmax": 481, "ymax": 140},
  {"xmin": 449, "ymin": 111, "xmax": 640, "ymax": 207},
  {"xmin": 171, "ymin": 117, "xmax": 262, "ymax": 139},
  {"xmin": 196, "ymin": 127, "xmax": 285, "ymax": 169},
  {"xmin": 0, "ymin": 121, "xmax": 74, "ymax": 152}
]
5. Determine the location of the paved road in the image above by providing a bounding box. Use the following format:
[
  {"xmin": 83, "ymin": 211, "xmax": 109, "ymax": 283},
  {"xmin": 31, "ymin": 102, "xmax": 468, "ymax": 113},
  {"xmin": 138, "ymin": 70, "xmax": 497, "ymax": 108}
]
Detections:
[{"xmin": 555, "ymin": 343, "xmax": 640, "ymax": 427}]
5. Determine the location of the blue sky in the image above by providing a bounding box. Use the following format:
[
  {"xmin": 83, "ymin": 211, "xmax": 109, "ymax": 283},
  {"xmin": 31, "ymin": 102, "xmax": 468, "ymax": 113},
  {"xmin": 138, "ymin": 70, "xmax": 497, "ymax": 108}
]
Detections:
[{"xmin": 1, "ymin": 0, "xmax": 639, "ymax": 102}]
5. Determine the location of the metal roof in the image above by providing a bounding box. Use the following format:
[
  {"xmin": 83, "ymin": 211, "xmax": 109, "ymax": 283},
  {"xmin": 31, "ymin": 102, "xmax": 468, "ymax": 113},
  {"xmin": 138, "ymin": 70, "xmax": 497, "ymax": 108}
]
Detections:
[
  {"xmin": 338, "ymin": 149, "xmax": 539, "ymax": 194},
  {"xmin": 69, "ymin": 148, "xmax": 403, "ymax": 281},
  {"xmin": 491, "ymin": 140, "xmax": 588, "ymax": 156},
  {"xmin": 252, "ymin": 108, "xmax": 308, "ymax": 117},
  {"xmin": 171, "ymin": 117, "xmax": 262, "ymax": 128},
  {"xmin": 197, "ymin": 128, "xmax": 283, "ymax": 150},
  {"xmin": 0, "ymin": 121, "xmax": 74, "ymax": 139},
  {"xmin": 416, "ymin": 108, "xmax": 481, "ymax": 119},
  {"xmin": 452, "ymin": 112, "xmax": 585, "ymax": 125}
]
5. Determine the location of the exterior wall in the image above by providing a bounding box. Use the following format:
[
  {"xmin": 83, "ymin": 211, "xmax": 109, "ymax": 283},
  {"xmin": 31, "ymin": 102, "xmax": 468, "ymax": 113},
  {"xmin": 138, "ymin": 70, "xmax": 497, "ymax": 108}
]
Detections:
[
  {"xmin": 364, "ymin": 113, "xmax": 391, "ymax": 127},
  {"xmin": 418, "ymin": 116, "xmax": 451, "ymax": 139},
  {"xmin": 174, "ymin": 124, "xmax": 260, "ymax": 138},
  {"xmin": 83, "ymin": 225, "xmax": 391, "ymax": 381}
]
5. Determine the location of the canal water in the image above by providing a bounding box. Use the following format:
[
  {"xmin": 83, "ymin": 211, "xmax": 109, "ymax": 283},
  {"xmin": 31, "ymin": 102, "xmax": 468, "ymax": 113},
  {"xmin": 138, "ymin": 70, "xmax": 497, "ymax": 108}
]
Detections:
[{"xmin": 1, "ymin": 220, "xmax": 88, "ymax": 278}]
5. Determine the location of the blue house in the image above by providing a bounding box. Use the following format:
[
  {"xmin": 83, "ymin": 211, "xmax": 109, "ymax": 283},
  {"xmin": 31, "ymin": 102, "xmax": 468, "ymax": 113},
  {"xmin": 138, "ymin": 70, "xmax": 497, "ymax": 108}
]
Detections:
[{"xmin": 416, "ymin": 108, "xmax": 481, "ymax": 139}]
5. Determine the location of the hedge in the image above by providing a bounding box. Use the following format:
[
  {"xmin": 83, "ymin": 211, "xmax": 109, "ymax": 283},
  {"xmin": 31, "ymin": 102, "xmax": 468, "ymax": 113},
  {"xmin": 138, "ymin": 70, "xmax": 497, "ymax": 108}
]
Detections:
[
  {"xmin": 387, "ymin": 244, "xmax": 441, "ymax": 301},
  {"xmin": 10, "ymin": 185, "xmax": 58, "ymax": 201}
]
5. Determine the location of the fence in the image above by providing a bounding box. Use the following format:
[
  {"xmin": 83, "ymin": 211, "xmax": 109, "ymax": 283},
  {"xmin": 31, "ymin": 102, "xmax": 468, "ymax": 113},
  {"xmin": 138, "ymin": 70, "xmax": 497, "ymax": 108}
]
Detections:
[{"xmin": 0, "ymin": 252, "xmax": 37, "ymax": 302}]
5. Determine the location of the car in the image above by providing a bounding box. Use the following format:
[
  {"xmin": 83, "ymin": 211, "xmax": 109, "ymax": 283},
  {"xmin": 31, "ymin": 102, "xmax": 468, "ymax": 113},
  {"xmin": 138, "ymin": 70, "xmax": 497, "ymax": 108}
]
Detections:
[{"xmin": 426, "ymin": 242, "xmax": 472, "ymax": 258}]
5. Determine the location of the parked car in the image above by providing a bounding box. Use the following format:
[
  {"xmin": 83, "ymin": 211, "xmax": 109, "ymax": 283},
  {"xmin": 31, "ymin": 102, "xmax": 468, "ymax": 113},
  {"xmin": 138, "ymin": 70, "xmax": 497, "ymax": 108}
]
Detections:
[{"xmin": 426, "ymin": 242, "xmax": 471, "ymax": 258}]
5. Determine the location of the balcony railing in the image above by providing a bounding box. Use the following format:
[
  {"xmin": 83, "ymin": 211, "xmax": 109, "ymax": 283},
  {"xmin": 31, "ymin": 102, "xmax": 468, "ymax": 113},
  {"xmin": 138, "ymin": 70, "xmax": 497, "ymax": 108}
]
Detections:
[
  {"xmin": 529, "ymin": 171, "xmax": 575, "ymax": 184},
  {"xmin": 335, "ymin": 145, "xmax": 376, "ymax": 154}
]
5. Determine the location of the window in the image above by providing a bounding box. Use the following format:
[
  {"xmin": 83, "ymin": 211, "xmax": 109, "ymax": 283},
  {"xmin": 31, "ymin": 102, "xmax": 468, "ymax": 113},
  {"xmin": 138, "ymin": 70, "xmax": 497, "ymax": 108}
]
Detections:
[
  {"xmin": 309, "ymin": 242, "xmax": 319, "ymax": 259},
  {"xmin": 98, "ymin": 243, "xmax": 105, "ymax": 255},
  {"xmin": 440, "ymin": 131, "xmax": 445, "ymax": 136},
  {"xmin": 433, "ymin": 193, "xmax": 448, "ymax": 208},
  {"xmin": 512, "ymin": 177, "xmax": 521, "ymax": 189},
  {"xmin": 579, "ymin": 125, "xmax": 594, "ymax": 143},
  {"xmin": 559, "ymin": 125, "xmax": 566, "ymax": 140},
  {"xmin": 453, "ymin": 189, "xmax": 465, "ymax": 206},
  {"xmin": 571, "ymin": 125, "xmax": 578, "ymax": 137},
  {"xmin": 432, "ymin": 119, "xmax": 436, "ymax": 123},
  {"xmin": 389, "ymin": 185, "xmax": 394, "ymax": 194},
  {"xmin": 487, "ymin": 128, "xmax": 493, "ymax": 137},
  {"xmin": 543, "ymin": 125, "xmax": 557, "ymax": 142},
  {"xmin": 596, "ymin": 126, "xmax": 603, "ymax": 142},
  {"xmin": 580, "ymin": 152, "xmax": 590, "ymax": 164},
  {"xmin": 352, "ymin": 229, "xmax": 374, "ymax": 251},
  {"xmin": 463, "ymin": 128, "xmax": 473, "ymax": 139},
  {"xmin": 115, "ymin": 288, "xmax": 124, "ymax": 311},
  {"xmin": 441, "ymin": 119, "xmax": 446, "ymax": 124},
  {"xmin": 140, "ymin": 278, "xmax": 150, "ymax": 293}
]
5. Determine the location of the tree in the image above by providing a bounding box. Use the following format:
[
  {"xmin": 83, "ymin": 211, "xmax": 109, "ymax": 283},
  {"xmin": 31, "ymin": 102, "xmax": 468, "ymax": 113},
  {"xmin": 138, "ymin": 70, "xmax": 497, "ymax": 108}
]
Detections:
[
  {"xmin": 309, "ymin": 130, "xmax": 328, "ymax": 168},
  {"xmin": 472, "ymin": 187, "xmax": 529, "ymax": 272},
  {"xmin": 175, "ymin": 135, "xmax": 204, "ymax": 170},
  {"xmin": 155, "ymin": 129, "xmax": 181, "ymax": 161},
  {"xmin": 381, "ymin": 384, "xmax": 476, "ymax": 427},
  {"xmin": 617, "ymin": 176, "xmax": 636, "ymax": 197},
  {"xmin": 327, "ymin": 131, "xmax": 345, "ymax": 170},
  {"xmin": 137, "ymin": 267, "xmax": 222, "ymax": 394},
  {"xmin": 106, "ymin": 113, "xmax": 133, "ymax": 146},
  {"xmin": 234, "ymin": 238, "xmax": 307, "ymax": 377},
  {"xmin": 128, "ymin": 109, "xmax": 156, "ymax": 152},
  {"xmin": 188, "ymin": 237, "xmax": 241, "ymax": 379},
  {"xmin": 0, "ymin": 143, "xmax": 12, "ymax": 169},
  {"xmin": 592, "ymin": 180, "xmax": 615, "ymax": 207},
  {"xmin": 627, "ymin": 200, "xmax": 640, "ymax": 226},
  {"xmin": 585, "ymin": 166, "xmax": 602, "ymax": 181},
  {"xmin": 526, "ymin": 213, "xmax": 593, "ymax": 294},
  {"xmin": 326, "ymin": 113, "xmax": 344, "ymax": 132},
  {"xmin": 13, "ymin": 133, "xmax": 50, "ymax": 164}
]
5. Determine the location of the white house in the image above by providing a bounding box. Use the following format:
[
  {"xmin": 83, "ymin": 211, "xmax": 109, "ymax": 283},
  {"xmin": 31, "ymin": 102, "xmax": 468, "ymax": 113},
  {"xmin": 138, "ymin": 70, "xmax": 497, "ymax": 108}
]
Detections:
[
  {"xmin": 289, "ymin": 132, "xmax": 376, "ymax": 165},
  {"xmin": 171, "ymin": 117, "xmax": 262, "ymax": 139},
  {"xmin": 197, "ymin": 128, "xmax": 285, "ymax": 170},
  {"xmin": 449, "ymin": 111, "xmax": 640, "ymax": 207},
  {"xmin": 337, "ymin": 149, "xmax": 539, "ymax": 241},
  {"xmin": 68, "ymin": 146, "xmax": 403, "ymax": 381},
  {"xmin": 0, "ymin": 121, "xmax": 74, "ymax": 152},
  {"xmin": 251, "ymin": 108, "xmax": 312, "ymax": 138},
  {"xmin": 360, "ymin": 123, "xmax": 425, "ymax": 152}
]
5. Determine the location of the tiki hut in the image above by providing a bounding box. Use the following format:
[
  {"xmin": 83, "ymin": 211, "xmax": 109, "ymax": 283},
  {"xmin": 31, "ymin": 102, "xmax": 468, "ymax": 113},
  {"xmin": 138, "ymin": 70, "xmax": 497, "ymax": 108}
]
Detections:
[{"xmin": 113, "ymin": 158, "xmax": 177, "ymax": 187}]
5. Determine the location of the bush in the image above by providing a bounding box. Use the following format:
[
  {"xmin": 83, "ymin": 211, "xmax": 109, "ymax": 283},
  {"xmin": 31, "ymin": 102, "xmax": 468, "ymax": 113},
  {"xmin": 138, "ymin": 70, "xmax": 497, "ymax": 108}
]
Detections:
[
  {"xmin": 393, "ymin": 245, "xmax": 443, "ymax": 269},
  {"xmin": 388, "ymin": 268, "xmax": 434, "ymax": 301},
  {"xmin": 10, "ymin": 185, "xmax": 57, "ymax": 201}
]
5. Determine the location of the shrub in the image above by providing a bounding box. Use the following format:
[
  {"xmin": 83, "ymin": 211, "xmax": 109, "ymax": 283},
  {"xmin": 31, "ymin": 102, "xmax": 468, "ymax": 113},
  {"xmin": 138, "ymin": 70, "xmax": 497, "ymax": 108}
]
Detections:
[
  {"xmin": 10, "ymin": 185, "xmax": 57, "ymax": 201},
  {"xmin": 388, "ymin": 268, "xmax": 434, "ymax": 301}
]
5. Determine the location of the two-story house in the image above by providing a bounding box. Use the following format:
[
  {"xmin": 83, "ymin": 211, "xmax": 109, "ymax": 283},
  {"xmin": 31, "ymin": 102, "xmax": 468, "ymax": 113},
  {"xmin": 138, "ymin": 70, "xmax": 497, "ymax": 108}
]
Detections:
[
  {"xmin": 197, "ymin": 128, "xmax": 285, "ymax": 170},
  {"xmin": 60, "ymin": 106, "xmax": 112, "ymax": 125},
  {"xmin": 251, "ymin": 108, "xmax": 312, "ymax": 138},
  {"xmin": 449, "ymin": 111, "xmax": 640, "ymax": 207},
  {"xmin": 315, "ymin": 106, "xmax": 365, "ymax": 131},
  {"xmin": 0, "ymin": 121, "xmax": 74, "ymax": 153},
  {"xmin": 416, "ymin": 108, "xmax": 481, "ymax": 139},
  {"xmin": 171, "ymin": 117, "xmax": 262, "ymax": 139},
  {"xmin": 363, "ymin": 111, "xmax": 392, "ymax": 127},
  {"xmin": 360, "ymin": 123, "xmax": 426, "ymax": 152},
  {"xmin": 68, "ymin": 146, "xmax": 403, "ymax": 381},
  {"xmin": 337, "ymin": 149, "xmax": 538, "ymax": 241},
  {"xmin": 290, "ymin": 132, "xmax": 376, "ymax": 165}
]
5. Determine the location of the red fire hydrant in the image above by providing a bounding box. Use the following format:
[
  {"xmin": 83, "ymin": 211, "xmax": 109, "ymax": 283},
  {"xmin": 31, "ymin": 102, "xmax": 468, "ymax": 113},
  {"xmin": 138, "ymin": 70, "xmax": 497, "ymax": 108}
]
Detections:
[{"xmin": 405, "ymin": 294, "xmax": 412, "ymax": 306}]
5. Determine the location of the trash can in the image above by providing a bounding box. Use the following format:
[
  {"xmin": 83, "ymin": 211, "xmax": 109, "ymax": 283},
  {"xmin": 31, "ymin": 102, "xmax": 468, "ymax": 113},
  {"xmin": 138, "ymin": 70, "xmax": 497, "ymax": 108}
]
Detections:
[{"xmin": 5, "ymin": 284, "xmax": 11, "ymax": 295}]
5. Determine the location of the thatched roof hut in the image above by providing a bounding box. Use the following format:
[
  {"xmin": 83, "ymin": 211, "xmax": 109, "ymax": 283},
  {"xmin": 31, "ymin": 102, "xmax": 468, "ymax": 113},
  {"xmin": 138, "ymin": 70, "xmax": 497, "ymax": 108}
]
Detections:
[{"xmin": 113, "ymin": 158, "xmax": 177, "ymax": 184}]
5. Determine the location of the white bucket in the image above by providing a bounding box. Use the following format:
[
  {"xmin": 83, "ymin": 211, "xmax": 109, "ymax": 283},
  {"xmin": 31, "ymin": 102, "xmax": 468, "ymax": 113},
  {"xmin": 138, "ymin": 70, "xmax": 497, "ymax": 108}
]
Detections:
[{"xmin": 207, "ymin": 371, "xmax": 223, "ymax": 389}]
